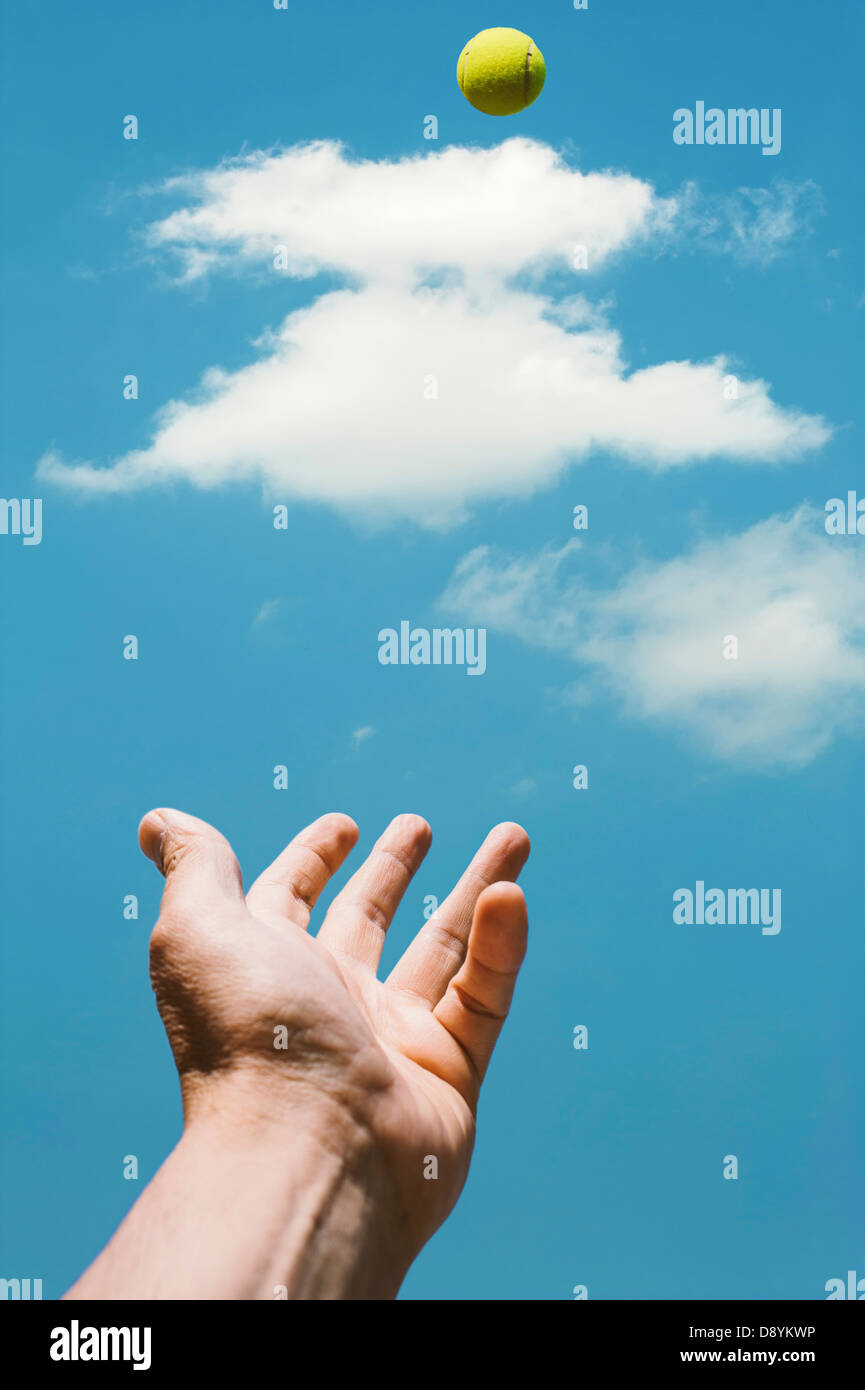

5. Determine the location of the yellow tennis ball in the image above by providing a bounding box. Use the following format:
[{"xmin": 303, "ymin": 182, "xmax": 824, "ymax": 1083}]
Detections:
[{"xmin": 456, "ymin": 27, "xmax": 546, "ymax": 117}]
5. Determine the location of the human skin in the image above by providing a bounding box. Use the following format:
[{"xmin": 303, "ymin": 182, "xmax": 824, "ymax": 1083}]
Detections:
[{"xmin": 64, "ymin": 806, "xmax": 530, "ymax": 1300}]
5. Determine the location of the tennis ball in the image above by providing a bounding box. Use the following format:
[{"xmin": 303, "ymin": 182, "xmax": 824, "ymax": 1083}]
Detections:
[{"xmin": 456, "ymin": 27, "xmax": 545, "ymax": 117}]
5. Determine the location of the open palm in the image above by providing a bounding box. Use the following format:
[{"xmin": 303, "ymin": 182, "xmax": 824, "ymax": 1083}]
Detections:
[{"xmin": 141, "ymin": 806, "xmax": 530, "ymax": 1249}]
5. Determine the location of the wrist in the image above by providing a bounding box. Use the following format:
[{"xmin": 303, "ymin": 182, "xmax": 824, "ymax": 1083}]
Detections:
[{"xmin": 180, "ymin": 1077, "xmax": 413, "ymax": 1300}]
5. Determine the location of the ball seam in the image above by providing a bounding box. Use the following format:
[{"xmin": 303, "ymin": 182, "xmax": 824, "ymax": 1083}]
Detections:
[{"xmin": 461, "ymin": 42, "xmax": 471, "ymax": 96}]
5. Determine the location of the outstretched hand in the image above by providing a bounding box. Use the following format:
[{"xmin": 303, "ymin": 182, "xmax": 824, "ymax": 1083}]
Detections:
[{"xmin": 139, "ymin": 806, "xmax": 530, "ymax": 1270}]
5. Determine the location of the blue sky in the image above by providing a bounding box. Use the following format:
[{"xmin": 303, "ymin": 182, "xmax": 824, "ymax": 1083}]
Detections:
[{"xmin": 1, "ymin": 0, "xmax": 863, "ymax": 1299}]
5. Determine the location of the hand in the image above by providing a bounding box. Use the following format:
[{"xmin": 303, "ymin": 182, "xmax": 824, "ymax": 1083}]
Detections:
[{"xmin": 139, "ymin": 806, "xmax": 530, "ymax": 1288}]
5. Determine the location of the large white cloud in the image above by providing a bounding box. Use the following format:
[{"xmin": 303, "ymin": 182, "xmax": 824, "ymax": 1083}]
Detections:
[
  {"xmin": 440, "ymin": 509, "xmax": 865, "ymax": 766},
  {"xmin": 146, "ymin": 137, "xmax": 669, "ymax": 284},
  {"xmin": 37, "ymin": 283, "xmax": 828, "ymax": 519},
  {"xmin": 38, "ymin": 139, "xmax": 831, "ymax": 516}
]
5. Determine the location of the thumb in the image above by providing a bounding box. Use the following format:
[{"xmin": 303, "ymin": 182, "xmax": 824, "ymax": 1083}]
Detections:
[{"xmin": 138, "ymin": 807, "xmax": 244, "ymax": 915}]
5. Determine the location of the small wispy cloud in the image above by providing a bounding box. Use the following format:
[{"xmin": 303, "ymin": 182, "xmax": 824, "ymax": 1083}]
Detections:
[
  {"xmin": 350, "ymin": 725, "xmax": 375, "ymax": 749},
  {"xmin": 508, "ymin": 778, "xmax": 537, "ymax": 798},
  {"xmin": 252, "ymin": 598, "xmax": 280, "ymax": 628},
  {"xmin": 676, "ymin": 179, "xmax": 824, "ymax": 266}
]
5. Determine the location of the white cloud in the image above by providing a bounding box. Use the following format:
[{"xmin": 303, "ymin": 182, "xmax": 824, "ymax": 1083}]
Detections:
[
  {"xmin": 350, "ymin": 725, "xmax": 375, "ymax": 749},
  {"xmin": 508, "ymin": 778, "xmax": 537, "ymax": 797},
  {"xmin": 37, "ymin": 283, "xmax": 829, "ymax": 520},
  {"xmin": 146, "ymin": 138, "xmax": 669, "ymax": 284},
  {"xmin": 441, "ymin": 510, "xmax": 865, "ymax": 767},
  {"xmin": 37, "ymin": 140, "xmax": 831, "ymax": 518},
  {"xmin": 252, "ymin": 598, "xmax": 280, "ymax": 627},
  {"xmin": 673, "ymin": 179, "xmax": 824, "ymax": 266}
]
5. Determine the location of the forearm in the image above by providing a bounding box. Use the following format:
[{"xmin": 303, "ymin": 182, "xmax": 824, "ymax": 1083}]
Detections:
[{"xmin": 64, "ymin": 1087, "xmax": 410, "ymax": 1301}]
